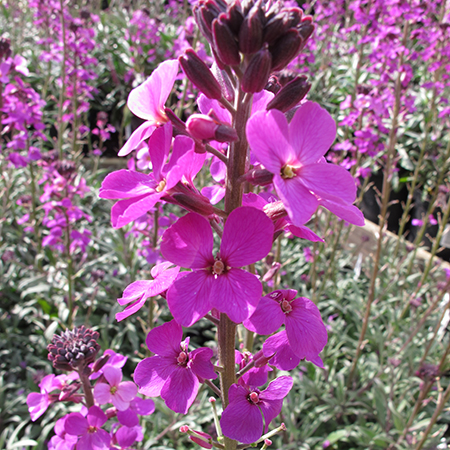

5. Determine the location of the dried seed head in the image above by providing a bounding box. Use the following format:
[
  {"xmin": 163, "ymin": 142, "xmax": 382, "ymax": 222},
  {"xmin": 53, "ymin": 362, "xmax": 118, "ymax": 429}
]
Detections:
[{"xmin": 47, "ymin": 326, "xmax": 101, "ymax": 371}]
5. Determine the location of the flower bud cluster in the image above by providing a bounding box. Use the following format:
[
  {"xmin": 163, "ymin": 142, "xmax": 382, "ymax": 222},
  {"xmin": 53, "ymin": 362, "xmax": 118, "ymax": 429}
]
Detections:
[{"xmin": 47, "ymin": 326, "xmax": 101, "ymax": 371}]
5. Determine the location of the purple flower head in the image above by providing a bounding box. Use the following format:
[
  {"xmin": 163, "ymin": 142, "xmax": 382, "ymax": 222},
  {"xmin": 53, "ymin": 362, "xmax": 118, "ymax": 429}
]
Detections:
[
  {"xmin": 65, "ymin": 406, "xmax": 111, "ymax": 450},
  {"xmin": 220, "ymin": 376, "xmax": 293, "ymax": 444},
  {"xmin": 116, "ymin": 262, "xmax": 180, "ymax": 321},
  {"xmin": 134, "ymin": 320, "xmax": 216, "ymax": 414},
  {"xmin": 118, "ymin": 59, "xmax": 179, "ymax": 156},
  {"xmin": 246, "ymin": 102, "xmax": 365, "ymax": 227},
  {"xmin": 244, "ymin": 290, "xmax": 327, "ymax": 368},
  {"xmin": 93, "ymin": 366, "xmax": 138, "ymax": 411},
  {"xmin": 100, "ymin": 123, "xmax": 205, "ymax": 228},
  {"xmin": 161, "ymin": 206, "xmax": 274, "ymax": 326}
]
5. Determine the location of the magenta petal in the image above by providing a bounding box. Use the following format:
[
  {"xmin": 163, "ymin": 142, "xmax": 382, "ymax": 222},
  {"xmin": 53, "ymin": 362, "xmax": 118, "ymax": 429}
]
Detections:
[
  {"xmin": 87, "ymin": 406, "xmax": 108, "ymax": 428},
  {"xmin": 128, "ymin": 59, "xmax": 179, "ymax": 122},
  {"xmin": 99, "ymin": 170, "xmax": 156, "ymax": 199},
  {"xmin": 246, "ymin": 109, "xmax": 291, "ymax": 174},
  {"xmin": 116, "ymin": 426, "xmax": 138, "ymax": 448},
  {"xmin": 209, "ymin": 269, "xmax": 262, "ymax": 323},
  {"xmin": 134, "ymin": 356, "xmax": 175, "ymax": 397},
  {"xmin": 161, "ymin": 213, "xmax": 213, "ymax": 269},
  {"xmin": 148, "ymin": 123, "xmax": 172, "ymax": 180},
  {"xmin": 299, "ymin": 163, "xmax": 356, "ymax": 204},
  {"xmin": 251, "ymin": 90, "xmax": 274, "ymax": 113},
  {"xmin": 221, "ymin": 388, "xmax": 263, "ymax": 444},
  {"xmin": 161, "ymin": 367, "xmax": 199, "ymax": 414},
  {"xmin": 27, "ymin": 393, "xmax": 49, "ymax": 421},
  {"xmin": 285, "ymin": 297, "xmax": 328, "ymax": 362},
  {"xmin": 118, "ymin": 121, "xmax": 156, "ymax": 157},
  {"xmin": 273, "ymin": 175, "xmax": 318, "ymax": 226},
  {"xmin": 113, "ymin": 382, "xmax": 137, "ymax": 411},
  {"xmin": 289, "ymin": 101, "xmax": 336, "ymax": 164},
  {"xmin": 198, "ymin": 94, "xmax": 231, "ymax": 124},
  {"xmin": 133, "ymin": 397, "xmax": 156, "ymax": 415},
  {"xmin": 93, "ymin": 382, "xmax": 112, "ymax": 405},
  {"xmin": 190, "ymin": 347, "xmax": 217, "ymax": 380},
  {"xmin": 145, "ymin": 320, "xmax": 182, "ymax": 355},
  {"xmin": 201, "ymin": 185, "xmax": 225, "ymax": 205},
  {"xmin": 262, "ymin": 330, "xmax": 300, "ymax": 371},
  {"xmin": 103, "ymin": 366, "xmax": 122, "ymax": 386},
  {"xmin": 116, "ymin": 295, "xmax": 147, "ymax": 321},
  {"xmin": 220, "ymin": 207, "xmax": 274, "ymax": 267},
  {"xmin": 117, "ymin": 408, "xmax": 139, "ymax": 427},
  {"xmin": 260, "ymin": 376, "xmax": 293, "ymax": 401},
  {"xmin": 259, "ymin": 398, "xmax": 283, "ymax": 433},
  {"xmin": 166, "ymin": 271, "xmax": 213, "ymax": 327},
  {"xmin": 65, "ymin": 412, "xmax": 88, "ymax": 435},
  {"xmin": 243, "ymin": 296, "xmax": 284, "ymax": 335},
  {"xmin": 319, "ymin": 197, "xmax": 365, "ymax": 226},
  {"xmin": 151, "ymin": 261, "xmax": 175, "ymax": 278},
  {"xmin": 86, "ymin": 428, "xmax": 110, "ymax": 450},
  {"xmin": 118, "ymin": 281, "xmax": 151, "ymax": 305},
  {"xmin": 111, "ymin": 192, "xmax": 163, "ymax": 228},
  {"xmin": 286, "ymin": 224, "xmax": 324, "ymax": 242}
]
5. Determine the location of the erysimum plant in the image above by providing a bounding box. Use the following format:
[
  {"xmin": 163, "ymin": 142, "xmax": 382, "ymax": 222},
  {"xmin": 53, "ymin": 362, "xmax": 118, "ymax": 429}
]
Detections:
[{"xmin": 97, "ymin": 1, "xmax": 364, "ymax": 449}]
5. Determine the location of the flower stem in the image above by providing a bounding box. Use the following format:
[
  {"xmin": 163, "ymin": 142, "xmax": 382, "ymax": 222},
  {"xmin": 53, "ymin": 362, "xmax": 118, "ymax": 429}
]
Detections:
[{"xmin": 78, "ymin": 370, "xmax": 94, "ymax": 408}]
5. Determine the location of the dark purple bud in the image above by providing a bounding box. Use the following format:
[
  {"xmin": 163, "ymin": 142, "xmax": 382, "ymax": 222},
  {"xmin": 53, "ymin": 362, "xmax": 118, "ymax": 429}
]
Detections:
[
  {"xmin": 170, "ymin": 193, "xmax": 215, "ymax": 216},
  {"xmin": 226, "ymin": 1, "xmax": 244, "ymax": 36},
  {"xmin": 0, "ymin": 37, "xmax": 11, "ymax": 61},
  {"xmin": 92, "ymin": 353, "xmax": 111, "ymax": 373},
  {"xmin": 265, "ymin": 75, "xmax": 281, "ymax": 94},
  {"xmin": 263, "ymin": 14, "xmax": 288, "ymax": 44},
  {"xmin": 244, "ymin": 167, "xmax": 274, "ymax": 186},
  {"xmin": 179, "ymin": 49, "xmax": 222, "ymax": 100},
  {"xmin": 242, "ymin": 47, "xmax": 272, "ymax": 93},
  {"xmin": 211, "ymin": 63, "xmax": 235, "ymax": 102},
  {"xmin": 164, "ymin": 107, "xmax": 187, "ymax": 133},
  {"xmin": 194, "ymin": 0, "xmax": 222, "ymax": 42},
  {"xmin": 239, "ymin": 3, "xmax": 264, "ymax": 54},
  {"xmin": 263, "ymin": 262, "xmax": 281, "ymax": 282},
  {"xmin": 285, "ymin": 7, "xmax": 303, "ymax": 29},
  {"xmin": 298, "ymin": 17, "xmax": 315, "ymax": 42},
  {"xmin": 213, "ymin": 18, "xmax": 241, "ymax": 66},
  {"xmin": 270, "ymin": 29, "xmax": 302, "ymax": 71},
  {"xmin": 215, "ymin": 124, "xmax": 238, "ymax": 142},
  {"xmin": 266, "ymin": 76, "xmax": 311, "ymax": 112}
]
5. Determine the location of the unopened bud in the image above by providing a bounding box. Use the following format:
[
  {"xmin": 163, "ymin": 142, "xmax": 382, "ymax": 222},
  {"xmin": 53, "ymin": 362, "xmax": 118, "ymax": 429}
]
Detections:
[
  {"xmin": 266, "ymin": 76, "xmax": 311, "ymax": 112},
  {"xmin": 194, "ymin": 1, "xmax": 223, "ymax": 42},
  {"xmin": 226, "ymin": 1, "xmax": 244, "ymax": 36},
  {"xmin": 298, "ymin": 17, "xmax": 314, "ymax": 42},
  {"xmin": 265, "ymin": 75, "xmax": 281, "ymax": 94},
  {"xmin": 244, "ymin": 168, "xmax": 274, "ymax": 186},
  {"xmin": 165, "ymin": 107, "xmax": 187, "ymax": 133},
  {"xmin": 211, "ymin": 63, "xmax": 235, "ymax": 102},
  {"xmin": 263, "ymin": 201, "xmax": 288, "ymax": 222},
  {"xmin": 180, "ymin": 425, "xmax": 190, "ymax": 433},
  {"xmin": 265, "ymin": 439, "xmax": 272, "ymax": 446},
  {"xmin": 280, "ymin": 423, "xmax": 286, "ymax": 431},
  {"xmin": 213, "ymin": 17, "xmax": 241, "ymax": 66},
  {"xmin": 170, "ymin": 193, "xmax": 215, "ymax": 216},
  {"xmin": 179, "ymin": 49, "xmax": 222, "ymax": 100},
  {"xmin": 242, "ymin": 47, "xmax": 272, "ymax": 93},
  {"xmin": 270, "ymin": 29, "xmax": 302, "ymax": 71},
  {"xmin": 263, "ymin": 13, "xmax": 288, "ymax": 44},
  {"xmin": 209, "ymin": 396, "xmax": 216, "ymax": 403},
  {"xmin": 262, "ymin": 262, "xmax": 281, "ymax": 282},
  {"xmin": 239, "ymin": 4, "xmax": 264, "ymax": 54},
  {"xmin": 187, "ymin": 114, "xmax": 238, "ymax": 143},
  {"xmin": 92, "ymin": 353, "xmax": 111, "ymax": 373}
]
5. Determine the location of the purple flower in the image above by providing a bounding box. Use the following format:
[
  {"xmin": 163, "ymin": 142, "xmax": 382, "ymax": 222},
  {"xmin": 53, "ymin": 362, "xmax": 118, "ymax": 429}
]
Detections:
[
  {"xmin": 134, "ymin": 320, "xmax": 216, "ymax": 414},
  {"xmin": 48, "ymin": 416, "xmax": 78, "ymax": 450},
  {"xmin": 220, "ymin": 376, "xmax": 293, "ymax": 444},
  {"xmin": 262, "ymin": 330, "xmax": 301, "ymax": 370},
  {"xmin": 118, "ymin": 59, "xmax": 179, "ymax": 156},
  {"xmin": 93, "ymin": 366, "xmax": 138, "ymax": 411},
  {"xmin": 65, "ymin": 406, "xmax": 111, "ymax": 450},
  {"xmin": 100, "ymin": 123, "xmax": 204, "ymax": 228},
  {"xmin": 160, "ymin": 206, "xmax": 274, "ymax": 326},
  {"xmin": 116, "ymin": 262, "xmax": 180, "ymax": 321},
  {"xmin": 244, "ymin": 290, "xmax": 327, "ymax": 368},
  {"xmin": 246, "ymin": 102, "xmax": 365, "ymax": 227}
]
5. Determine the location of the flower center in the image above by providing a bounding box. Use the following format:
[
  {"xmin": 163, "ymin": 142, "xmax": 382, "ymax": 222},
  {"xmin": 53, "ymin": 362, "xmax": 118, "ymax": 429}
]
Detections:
[
  {"xmin": 156, "ymin": 179, "xmax": 166, "ymax": 192},
  {"xmin": 177, "ymin": 351, "xmax": 188, "ymax": 366},
  {"xmin": 87, "ymin": 426, "xmax": 98, "ymax": 434},
  {"xmin": 281, "ymin": 299, "xmax": 293, "ymax": 314},
  {"xmin": 281, "ymin": 165, "xmax": 297, "ymax": 179},
  {"xmin": 110, "ymin": 386, "xmax": 118, "ymax": 395},
  {"xmin": 212, "ymin": 260, "xmax": 225, "ymax": 275},
  {"xmin": 249, "ymin": 391, "xmax": 260, "ymax": 404}
]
